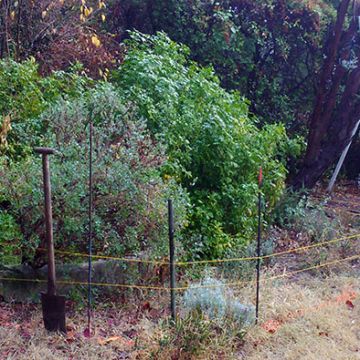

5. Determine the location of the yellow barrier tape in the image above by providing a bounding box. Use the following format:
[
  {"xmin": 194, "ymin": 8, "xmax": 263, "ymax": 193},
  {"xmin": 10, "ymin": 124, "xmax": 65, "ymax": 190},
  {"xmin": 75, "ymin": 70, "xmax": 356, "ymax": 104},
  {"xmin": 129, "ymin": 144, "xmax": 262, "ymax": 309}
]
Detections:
[
  {"xmin": 1, "ymin": 253, "xmax": 359, "ymax": 292},
  {"xmin": 37, "ymin": 233, "xmax": 360, "ymax": 266}
]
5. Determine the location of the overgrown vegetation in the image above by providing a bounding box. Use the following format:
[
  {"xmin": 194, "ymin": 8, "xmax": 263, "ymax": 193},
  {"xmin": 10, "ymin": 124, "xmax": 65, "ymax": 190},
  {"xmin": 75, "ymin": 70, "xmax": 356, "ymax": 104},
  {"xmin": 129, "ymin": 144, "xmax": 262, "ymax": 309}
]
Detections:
[
  {"xmin": 272, "ymin": 189, "xmax": 342, "ymax": 242},
  {"xmin": 0, "ymin": 59, "xmax": 90, "ymax": 158},
  {"xmin": 0, "ymin": 1, "xmax": 359, "ymax": 358},
  {"xmin": 0, "ymin": 32, "xmax": 299, "ymax": 263},
  {"xmin": 112, "ymin": 32, "xmax": 299, "ymax": 258},
  {"xmin": 0, "ymin": 83, "xmax": 188, "ymax": 265}
]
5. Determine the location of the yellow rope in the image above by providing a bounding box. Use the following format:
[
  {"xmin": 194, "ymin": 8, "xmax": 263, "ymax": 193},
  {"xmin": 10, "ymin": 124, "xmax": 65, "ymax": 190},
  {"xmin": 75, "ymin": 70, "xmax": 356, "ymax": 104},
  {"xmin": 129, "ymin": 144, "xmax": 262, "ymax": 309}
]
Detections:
[
  {"xmin": 0, "ymin": 276, "xmax": 170, "ymax": 292},
  {"xmin": 37, "ymin": 232, "xmax": 360, "ymax": 266},
  {"xmin": 175, "ymin": 232, "xmax": 360, "ymax": 265},
  {"xmin": 173, "ymin": 252, "xmax": 360, "ymax": 291},
  {"xmin": 38, "ymin": 248, "xmax": 168, "ymax": 266},
  {"xmin": 1, "ymin": 253, "xmax": 359, "ymax": 292}
]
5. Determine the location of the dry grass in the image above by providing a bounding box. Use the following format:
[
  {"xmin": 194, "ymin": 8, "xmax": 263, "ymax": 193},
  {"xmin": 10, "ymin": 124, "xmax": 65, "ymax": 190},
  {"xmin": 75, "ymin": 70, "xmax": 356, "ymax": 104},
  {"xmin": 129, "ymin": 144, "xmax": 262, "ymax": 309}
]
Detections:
[
  {"xmin": 239, "ymin": 275, "xmax": 360, "ymax": 360},
  {"xmin": 1, "ymin": 271, "xmax": 359, "ymax": 360}
]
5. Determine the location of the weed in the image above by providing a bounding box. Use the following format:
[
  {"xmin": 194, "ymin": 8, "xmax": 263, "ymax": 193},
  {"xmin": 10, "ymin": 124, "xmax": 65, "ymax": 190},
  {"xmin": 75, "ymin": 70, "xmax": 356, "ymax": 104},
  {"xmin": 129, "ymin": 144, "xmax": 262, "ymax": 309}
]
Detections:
[{"xmin": 272, "ymin": 189, "xmax": 342, "ymax": 242}]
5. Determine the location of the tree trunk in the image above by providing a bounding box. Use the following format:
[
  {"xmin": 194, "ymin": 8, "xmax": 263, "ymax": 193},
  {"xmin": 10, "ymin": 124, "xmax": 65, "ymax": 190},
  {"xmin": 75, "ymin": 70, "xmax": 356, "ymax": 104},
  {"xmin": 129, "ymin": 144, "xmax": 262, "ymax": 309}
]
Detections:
[
  {"xmin": 292, "ymin": 0, "xmax": 360, "ymax": 189},
  {"xmin": 0, "ymin": 0, "xmax": 10, "ymax": 58}
]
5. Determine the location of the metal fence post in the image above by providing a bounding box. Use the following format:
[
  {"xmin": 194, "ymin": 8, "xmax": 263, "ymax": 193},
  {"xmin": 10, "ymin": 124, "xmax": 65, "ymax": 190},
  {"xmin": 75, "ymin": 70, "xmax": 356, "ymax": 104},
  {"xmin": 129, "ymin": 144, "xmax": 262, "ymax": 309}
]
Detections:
[
  {"xmin": 87, "ymin": 121, "xmax": 94, "ymax": 337},
  {"xmin": 168, "ymin": 199, "xmax": 176, "ymax": 321},
  {"xmin": 255, "ymin": 167, "xmax": 263, "ymax": 324}
]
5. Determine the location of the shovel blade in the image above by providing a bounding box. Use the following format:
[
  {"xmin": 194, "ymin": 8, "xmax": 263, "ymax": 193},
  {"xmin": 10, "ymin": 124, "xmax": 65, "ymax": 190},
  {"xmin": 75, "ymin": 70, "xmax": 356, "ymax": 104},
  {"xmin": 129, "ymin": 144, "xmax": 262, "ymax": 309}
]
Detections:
[{"xmin": 41, "ymin": 293, "xmax": 66, "ymax": 333}]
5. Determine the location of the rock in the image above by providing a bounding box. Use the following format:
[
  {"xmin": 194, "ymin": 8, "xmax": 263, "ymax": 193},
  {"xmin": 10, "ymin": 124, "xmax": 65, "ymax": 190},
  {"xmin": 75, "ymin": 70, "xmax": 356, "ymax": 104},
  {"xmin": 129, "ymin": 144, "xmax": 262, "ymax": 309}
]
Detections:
[{"xmin": 0, "ymin": 260, "xmax": 145, "ymax": 303}]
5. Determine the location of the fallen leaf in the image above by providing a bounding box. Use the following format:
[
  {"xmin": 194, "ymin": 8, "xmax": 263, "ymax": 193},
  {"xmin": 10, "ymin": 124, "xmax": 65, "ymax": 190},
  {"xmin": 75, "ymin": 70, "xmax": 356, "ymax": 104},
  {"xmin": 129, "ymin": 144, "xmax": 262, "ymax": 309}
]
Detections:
[
  {"xmin": 346, "ymin": 300, "xmax": 354, "ymax": 309},
  {"xmin": 98, "ymin": 336, "xmax": 122, "ymax": 345},
  {"xmin": 97, "ymin": 335, "xmax": 135, "ymax": 348},
  {"xmin": 261, "ymin": 319, "xmax": 283, "ymax": 334},
  {"xmin": 142, "ymin": 302, "xmax": 151, "ymax": 311},
  {"xmin": 83, "ymin": 328, "xmax": 91, "ymax": 338}
]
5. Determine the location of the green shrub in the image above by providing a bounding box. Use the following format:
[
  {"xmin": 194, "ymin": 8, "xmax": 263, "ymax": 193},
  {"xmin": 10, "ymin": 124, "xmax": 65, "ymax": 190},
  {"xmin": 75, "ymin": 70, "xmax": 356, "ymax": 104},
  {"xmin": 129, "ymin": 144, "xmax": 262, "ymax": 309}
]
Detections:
[
  {"xmin": 183, "ymin": 277, "xmax": 255, "ymax": 325},
  {"xmin": 0, "ymin": 212, "xmax": 23, "ymax": 265},
  {"xmin": 0, "ymin": 84, "xmax": 188, "ymax": 263},
  {"xmin": 0, "ymin": 59, "xmax": 90, "ymax": 158},
  {"xmin": 111, "ymin": 31, "xmax": 297, "ymax": 258},
  {"xmin": 272, "ymin": 189, "xmax": 341, "ymax": 242},
  {"xmin": 1, "ymin": 33, "xmax": 298, "ymax": 262}
]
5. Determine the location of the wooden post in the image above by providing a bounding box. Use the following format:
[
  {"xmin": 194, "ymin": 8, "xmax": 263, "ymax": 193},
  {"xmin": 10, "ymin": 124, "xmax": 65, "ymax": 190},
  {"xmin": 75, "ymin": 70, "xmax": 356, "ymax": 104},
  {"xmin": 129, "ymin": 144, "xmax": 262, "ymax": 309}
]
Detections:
[{"xmin": 327, "ymin": 119, "xmax": 360, "ymax": 193}]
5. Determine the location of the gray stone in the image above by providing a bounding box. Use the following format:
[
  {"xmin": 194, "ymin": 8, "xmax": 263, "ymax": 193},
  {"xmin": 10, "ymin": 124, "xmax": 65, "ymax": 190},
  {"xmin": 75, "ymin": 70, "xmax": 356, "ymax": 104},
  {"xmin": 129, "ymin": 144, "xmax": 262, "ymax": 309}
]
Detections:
[{"xmin": 0, "ymin": 260, "xmax": 146, "ymax": 303}]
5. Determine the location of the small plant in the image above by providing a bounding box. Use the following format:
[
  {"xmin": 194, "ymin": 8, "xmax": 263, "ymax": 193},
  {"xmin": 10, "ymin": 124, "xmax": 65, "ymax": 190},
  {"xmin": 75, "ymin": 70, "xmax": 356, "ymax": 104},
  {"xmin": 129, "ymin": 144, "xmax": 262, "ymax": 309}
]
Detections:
[
  {"xmin": 272, "ymin": 189, "xmax": 341, "ymax": 242},
  {"xmin": 183, "ymin": 277, "xmax": 255, "ymax": 326},
  {"xmin": 149, "ymin": 278, "xmax": 253, "ymax": 359}
]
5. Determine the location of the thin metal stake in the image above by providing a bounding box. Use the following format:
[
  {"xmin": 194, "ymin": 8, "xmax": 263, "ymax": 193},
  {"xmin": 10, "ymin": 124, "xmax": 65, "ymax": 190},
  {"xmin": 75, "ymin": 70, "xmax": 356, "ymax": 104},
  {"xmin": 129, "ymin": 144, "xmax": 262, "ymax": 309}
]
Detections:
[
  {"xmin": 255, "ymin": 167, "xmax": 263, "ymax": 324},
  {"xmin": 87, "ymin": 122, "xmax": 94, "ymax": 336},
  {"xmin": 168, "ymin": 199, "xmax": 176, "ymax": 321}
]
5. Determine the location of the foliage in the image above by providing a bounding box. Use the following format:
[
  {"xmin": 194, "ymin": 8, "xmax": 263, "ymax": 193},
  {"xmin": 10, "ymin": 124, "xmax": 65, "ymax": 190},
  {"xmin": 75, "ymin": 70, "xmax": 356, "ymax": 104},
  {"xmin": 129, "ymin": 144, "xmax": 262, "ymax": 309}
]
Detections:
[
  {"xmin": 0, "ymin": 59, "xmax": 90, "ymax": 158},
  {"xmin": 154, "ymin": 311, "xmax": 248, "ymax": 359},
  {"xmin": 151, "ymin": 277, "xmax": 253, "ymax": 358},
  {"xmin": 272, "ymin": 189, "xmax": 341, "ymax": 242},
  {"xmin": 0, "ymin": 84, "xmax": 188, "ymax": 264},
  {"xmin": 0, "ymin": 212, "xmax": 22, "ymax": 264},
  {"xmin": 0, "ymin": 0, "xmax": 119, "ymax": 77},
  {"xmin": 0, "ymin": 32, "xmax": 299, "ymax": 262},
  {"xmin": 111, "ymin": 31, "xmax": 298, "ymax": 258},
  {"xmin": 106, "ymin": 0, "xmax": 336, "ymax": 130},
  {"xmin": 184, "ymin": 277, "xmax": 255, "ymax": 325},
  {"xmin": 291, "ymin": 0, "xmax": 360, "ymax": 189}
]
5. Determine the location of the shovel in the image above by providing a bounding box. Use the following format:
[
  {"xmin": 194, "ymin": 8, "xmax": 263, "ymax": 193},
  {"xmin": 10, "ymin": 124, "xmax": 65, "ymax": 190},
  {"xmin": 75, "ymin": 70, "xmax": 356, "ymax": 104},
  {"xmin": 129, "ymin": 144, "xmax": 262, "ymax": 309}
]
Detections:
[{"xmin": 35, "ymin": 147, "xmax": 66, "ymax": 333}]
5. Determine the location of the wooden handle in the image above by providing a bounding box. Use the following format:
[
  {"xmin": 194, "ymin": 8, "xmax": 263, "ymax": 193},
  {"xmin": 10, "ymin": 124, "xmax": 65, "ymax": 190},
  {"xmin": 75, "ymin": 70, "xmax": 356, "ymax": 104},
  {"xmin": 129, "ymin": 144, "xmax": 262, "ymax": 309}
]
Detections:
[{"xmin": 34, "ymin": 147, "xmax": 57, "ymax": 155}]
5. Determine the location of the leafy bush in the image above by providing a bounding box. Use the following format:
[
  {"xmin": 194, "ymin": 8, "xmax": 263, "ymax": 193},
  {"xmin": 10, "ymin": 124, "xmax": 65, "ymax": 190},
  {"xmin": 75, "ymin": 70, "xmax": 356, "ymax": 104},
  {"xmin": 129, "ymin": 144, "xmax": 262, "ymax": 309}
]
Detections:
[
  {"xmin": 106, "ymin": 0, "xmax": 336, "ymax": 129},
  {"xmin": 111, "ymin": 31, "xmax": 298, "ymax": 258},
  {"xmin": 183, "ymin": 277, "xmax": 255, "ymax": 326},
  {"xmin": 1, "ymin": 33, "xmax": 298, "ymax": 262},
  {"xmin": 0, "ymin": 84, "xmax": 188, "ymax": 264},
  {"xmin": 272, "ymin": 189, "xmax": 341, "ymax": 242},
  {"xmin": 0, "ymin": 59, "xmax": 90, "ymax": 158},
  {"xmin": 0, "ymin": 212, "xmax": 23, "ymax": 265}
]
